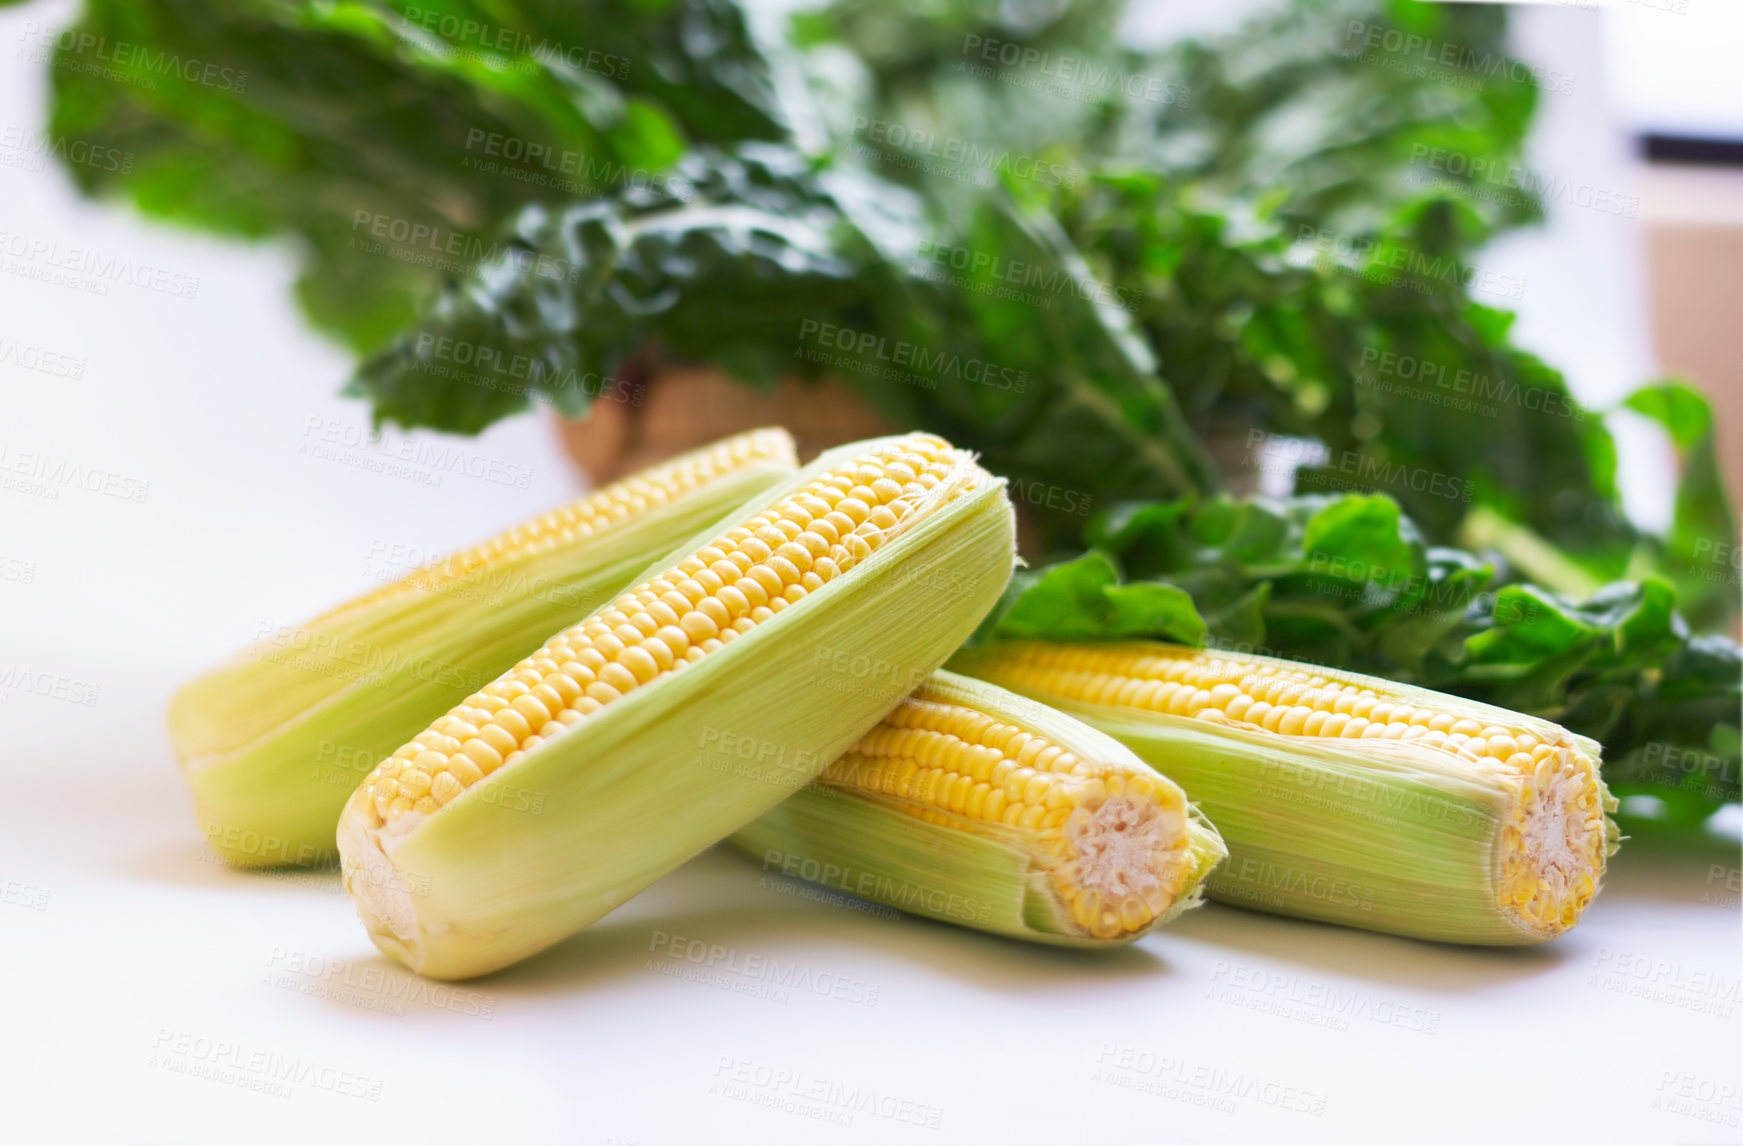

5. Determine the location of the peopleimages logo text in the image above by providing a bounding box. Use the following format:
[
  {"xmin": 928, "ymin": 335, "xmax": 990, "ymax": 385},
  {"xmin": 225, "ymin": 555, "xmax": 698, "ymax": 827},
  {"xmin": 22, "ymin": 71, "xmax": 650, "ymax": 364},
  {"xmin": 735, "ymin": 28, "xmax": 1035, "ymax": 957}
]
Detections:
[
  {"xmin": 1341, "ymin": 21, "xmax": 1575, "ymax": 94},
  {"xmin": 19, "ymin": 23, "xmax": 248, "ymax": 91},
  {"xmin": 797, "ymin": 319, "xmax": 1027, "ymax": 391}
]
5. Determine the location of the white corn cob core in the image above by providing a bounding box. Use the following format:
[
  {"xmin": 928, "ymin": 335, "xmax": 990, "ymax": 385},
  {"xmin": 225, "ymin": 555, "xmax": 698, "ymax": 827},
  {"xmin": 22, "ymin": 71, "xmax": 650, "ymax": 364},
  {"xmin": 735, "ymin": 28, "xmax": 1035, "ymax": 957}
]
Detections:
[{"xmin": 822, "ymin": 694, "xmax": 1193, "ymax": 940}]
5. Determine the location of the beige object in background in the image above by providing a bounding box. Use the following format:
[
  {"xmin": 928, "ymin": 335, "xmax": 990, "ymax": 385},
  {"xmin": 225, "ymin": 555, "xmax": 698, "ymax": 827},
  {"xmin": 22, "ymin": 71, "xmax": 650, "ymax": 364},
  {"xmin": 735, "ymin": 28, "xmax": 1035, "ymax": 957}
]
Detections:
[
  {"xmin": 1642, "ymin": 162, "xmax": 1743, "ymax": 508},
  {"xmin": 552, "ymin": 362, "xmax": 1048, "ymax": 554},
  {"xmin": 555, "ymin": 363, "xmax": 891, "ymax": 485}
]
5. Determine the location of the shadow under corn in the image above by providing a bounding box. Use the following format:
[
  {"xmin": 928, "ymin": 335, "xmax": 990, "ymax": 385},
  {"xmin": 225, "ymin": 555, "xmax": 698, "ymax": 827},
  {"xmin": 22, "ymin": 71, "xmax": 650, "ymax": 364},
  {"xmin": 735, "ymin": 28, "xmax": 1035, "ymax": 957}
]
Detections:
[
  {"xmin": 489, "ymin": 847, "xmax": 1167, "ymax": 994},
  {"xmin": 128, "ymin": 835, "xmax": 345, "ymax": 896},
  {"xmin": 1596, "ymin": 815, "xmax": 1741, "ymax": 906},
  {"xmin": 1158, "ymin": 900, "xmax": 1571, "ymax": 993}
]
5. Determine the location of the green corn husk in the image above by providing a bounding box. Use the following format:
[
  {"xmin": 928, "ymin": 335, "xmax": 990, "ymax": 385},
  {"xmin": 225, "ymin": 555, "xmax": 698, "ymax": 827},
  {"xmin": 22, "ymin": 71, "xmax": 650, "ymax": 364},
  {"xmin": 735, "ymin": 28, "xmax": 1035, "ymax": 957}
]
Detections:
[
  {"xmin": 338, "ymin": 434, "xmax": 1016, "ymax": 979},
  {"xmin": 732, "ymin": 670, "xmax": 1226, "ymax": 947},
  {"xmin": 170, "ymin": 429, "xmax": 798, "ymax": 867},
  {"xmin": 952, "ymin": 640, "xmax": 1621, "ymax": 945}
]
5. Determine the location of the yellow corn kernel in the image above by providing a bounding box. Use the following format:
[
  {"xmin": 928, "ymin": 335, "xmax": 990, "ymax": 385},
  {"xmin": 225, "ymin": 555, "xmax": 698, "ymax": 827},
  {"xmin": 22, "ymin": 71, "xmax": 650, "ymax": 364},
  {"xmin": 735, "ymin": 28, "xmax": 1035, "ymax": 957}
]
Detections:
[{"xmin": 357, "ymin": 436, "xmax": 971, "ymax": 832}]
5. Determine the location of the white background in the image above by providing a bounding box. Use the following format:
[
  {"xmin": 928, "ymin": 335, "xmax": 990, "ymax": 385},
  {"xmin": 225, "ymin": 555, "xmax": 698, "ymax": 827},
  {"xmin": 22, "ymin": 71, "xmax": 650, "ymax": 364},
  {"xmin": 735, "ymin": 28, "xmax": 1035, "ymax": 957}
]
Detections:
[{"xmin": 2, "ymin": 2, "xmax": 1738, "ymax": 1142}]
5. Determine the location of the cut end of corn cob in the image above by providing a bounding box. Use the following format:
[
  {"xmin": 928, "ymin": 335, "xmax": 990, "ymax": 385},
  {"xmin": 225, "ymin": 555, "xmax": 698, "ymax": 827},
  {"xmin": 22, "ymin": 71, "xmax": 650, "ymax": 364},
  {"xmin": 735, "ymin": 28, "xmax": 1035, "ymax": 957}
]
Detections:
[
  {"xmin": 169, "ymin": 428, "xmax": 797, "ymax": 868},
  {"xmin": 340, "ymin": 434, "xmax": 1016, "ymax": 978},
  {"xmin": 734, "ymin": 671, "xmax": 1225, "ymax": 946},
  {"xmin": 824, "ymin": 686, "xmax": 1203, "ymax": 940},
  {"xmin": 955, "ymin": 641, "xmax": 1617, "ymax": 943}
]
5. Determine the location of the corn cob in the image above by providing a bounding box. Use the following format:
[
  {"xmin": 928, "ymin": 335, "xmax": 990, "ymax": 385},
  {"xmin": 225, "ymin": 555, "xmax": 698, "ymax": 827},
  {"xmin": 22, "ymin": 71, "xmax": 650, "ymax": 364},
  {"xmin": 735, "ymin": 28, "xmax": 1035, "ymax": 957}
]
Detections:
[
  {"xmin": 951, "ymin": 641, "xmax": 1619, "ymax": 945},
  {"xmin": 171, "ymin": 429, "xmax": 798, "ymax": 867},
  {"xmin": 733, "ymin": 670, "xmax": 1226, "ymax": 945},
  {"xmin": 338, "ymin": 433, "xmax": 1015, "ymax": 979}
]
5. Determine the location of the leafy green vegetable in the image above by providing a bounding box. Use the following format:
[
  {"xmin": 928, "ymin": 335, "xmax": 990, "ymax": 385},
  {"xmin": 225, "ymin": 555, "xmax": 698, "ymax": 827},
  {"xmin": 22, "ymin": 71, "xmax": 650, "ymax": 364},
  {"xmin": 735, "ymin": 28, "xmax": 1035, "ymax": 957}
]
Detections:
[
  {"xmin": 1050, "ymin": 173, "xmax": 1638, "ymax": 585},
  {"xmin": 351, "ymin": 144, "xmax": 1221, "ymax": 539},
  {"xmin": 992, "ymin": 552, "xmax": 1206, "ymax": 645},
  {"xmin": 41, "ymin": 0, "xmax": 1685, "ymax": 575},
  {"xmin": 47, "ymin": 0, "xmax": 784, "ymax": 350},
  {"xmin": 341, "ymin": 0, "xmax": 1663, "ymax": 590},
  {"xmin": 1623, "ymin": 382, "xmax": 1739, "ymax": 632},
  {"xmin": 1110, "ymin": 0, "xmax": 1540, "ymax": 245}
]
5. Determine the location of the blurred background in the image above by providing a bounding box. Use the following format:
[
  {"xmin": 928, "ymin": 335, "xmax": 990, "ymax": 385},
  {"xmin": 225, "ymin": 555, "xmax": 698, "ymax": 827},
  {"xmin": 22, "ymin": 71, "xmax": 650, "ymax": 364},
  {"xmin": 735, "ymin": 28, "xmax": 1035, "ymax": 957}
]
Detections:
[{"xmin": 1, "ymin": 1, "xmax": 1738, "ymax": 1142}]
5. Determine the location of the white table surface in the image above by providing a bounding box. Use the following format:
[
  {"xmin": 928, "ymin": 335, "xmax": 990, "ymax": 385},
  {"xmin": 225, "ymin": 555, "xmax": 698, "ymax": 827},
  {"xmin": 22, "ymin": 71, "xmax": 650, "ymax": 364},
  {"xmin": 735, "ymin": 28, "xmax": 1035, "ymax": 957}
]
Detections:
[{"xmin": 2, "ymin": 3, "xmax": 1739, "ymax": 1142}]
